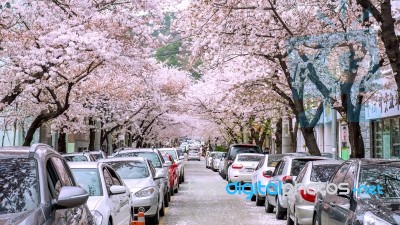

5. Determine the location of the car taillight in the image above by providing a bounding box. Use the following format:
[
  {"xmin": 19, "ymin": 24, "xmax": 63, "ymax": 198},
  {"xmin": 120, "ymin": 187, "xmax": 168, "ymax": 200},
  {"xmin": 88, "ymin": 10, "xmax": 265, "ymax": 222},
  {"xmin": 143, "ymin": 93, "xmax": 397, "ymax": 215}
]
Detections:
[
  {"xmin": 299, "ymin": 188, "xmax": 316, "ymax": 202},
  {"xmin": 232, "ymin": 164, "xmax": 243, "ymax": 169},
  {"xmin": 262, "ymin": 171, "xmax": 271, "ymax": 178},
  {"xmin": 282, "ymin": 175, "xmax": 292, "ymax": 181}
]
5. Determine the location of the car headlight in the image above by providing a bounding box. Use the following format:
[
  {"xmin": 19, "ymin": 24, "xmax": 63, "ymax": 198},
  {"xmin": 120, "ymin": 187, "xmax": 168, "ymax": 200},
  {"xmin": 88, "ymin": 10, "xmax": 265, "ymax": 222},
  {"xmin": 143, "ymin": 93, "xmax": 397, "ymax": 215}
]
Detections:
[
  {"xmin": 364, "ymin": 211, "xmax": 391, "ymax": 225},
  {"xmin": 135, "ymin": 187, "xmax": 155, "ymax": 197},
  {"xmin": 91, "ymin": 210, "xmax": 103, "ymax": 225}
]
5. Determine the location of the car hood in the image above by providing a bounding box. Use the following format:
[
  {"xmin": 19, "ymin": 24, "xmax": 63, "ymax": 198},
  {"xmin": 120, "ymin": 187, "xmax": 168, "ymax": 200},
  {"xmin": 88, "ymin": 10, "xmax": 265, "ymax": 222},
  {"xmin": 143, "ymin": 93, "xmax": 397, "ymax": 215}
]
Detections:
[
  {"xmin": 359, "ymin": 198, "xmax": 400, "ymax": 224},
  {"xmin": 0, "ymin": 209, "xmax": 41, "ymax": 225},
  {"xmin": 123, "ymin": 177, "xmax": 153, "ymax": 191},
  {"xmin": 86, "ymin": 196, "xmax": 103, "ymax": 211}
]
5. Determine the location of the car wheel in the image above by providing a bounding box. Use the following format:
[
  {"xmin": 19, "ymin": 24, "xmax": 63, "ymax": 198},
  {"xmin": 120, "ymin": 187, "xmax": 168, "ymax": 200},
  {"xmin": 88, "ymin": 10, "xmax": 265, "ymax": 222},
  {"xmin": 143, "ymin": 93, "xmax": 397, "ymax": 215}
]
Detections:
[
  {"xmin": 256, "ymin": 193, "xmax": 265, "ymax": 206},
  {"xmin": 275, "ymin": 197, "xmax": 286, "ymax": 220},
  {"xmin": 312, "ymin": 213, "xmax": 320, "ymax": 225},
  {"xmin": 170, "ymin": 187, "xmax": 174, "ymax": 196},
  {"xmin": 182, "ymin": 173, "xmax": 185, "ymax": 182},
  {"xmin": 174, "ymin": 186, "xmax": 178, "ymax": 193},
  {"xmin": 149, "ymin": 207, "xmax": 160, "ymax": 225},
  {"xmin": 251, "ymin": 194, "xmax": 256, "ymax": 201},
  {"xmin": 164, "ymin": 192, "xmax": 169, "ymax": 207},
  {"xmin": 287, "ymin": 209, "xmax": 294, "ymax": 225},
  {"xmin": 160, "ymin": 200, "xmax": 165, "ymax": 217},
  {"xmin": 108, "ymin": 219, "xmax": 112, "ymax": 225},
  {"xmin": 265, "ymin": 197, "xmax": 274, "ymax": 213}
]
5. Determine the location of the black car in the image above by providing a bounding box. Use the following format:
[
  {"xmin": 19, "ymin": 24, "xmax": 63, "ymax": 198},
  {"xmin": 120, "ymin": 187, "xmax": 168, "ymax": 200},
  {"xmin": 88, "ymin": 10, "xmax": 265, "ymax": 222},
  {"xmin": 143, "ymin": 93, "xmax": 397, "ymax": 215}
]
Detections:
[
  {"xmin": 313, "ymin": 159, "xmax": 400, "ymax": 225},
  {"xmin": 0, "ymin": 144, "xmax": 93, "ymax": 225},
  {"xmin": 221, "ymin": 144, "xmax": 263, "ymax": 179}
]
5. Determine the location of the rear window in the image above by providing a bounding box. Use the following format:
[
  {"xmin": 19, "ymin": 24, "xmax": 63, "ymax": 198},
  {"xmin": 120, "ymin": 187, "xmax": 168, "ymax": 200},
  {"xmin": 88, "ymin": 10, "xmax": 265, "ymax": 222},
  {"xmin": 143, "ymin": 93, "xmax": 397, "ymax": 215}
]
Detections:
[
  {"xmin": 238, "ymin": 155, "xmax": 264, "ymax": 162},
  {"xmin": 64, "ymin": 155, "xmax": 88, "ymax": 162},
  {"xmin": 229, "ymin": 146, "xmax": 261, "ymax": 160},
  {"xmin": 310, "ymin": 164, "xmax": 341, "ymax": 182},
  {"xmin": 190, "ymin": 150, "xmax": 198, "ymax": 154},
  {"xmin": 117, "ymin": 152, "xmax": 162, "ymax": 168},
  {"xmin": 267, "ymin": 155, "xmax": 285, "ymax": 167},
  {"xmin": 291, "ymin": 159, "xmax": 321, "ymax": 176}
]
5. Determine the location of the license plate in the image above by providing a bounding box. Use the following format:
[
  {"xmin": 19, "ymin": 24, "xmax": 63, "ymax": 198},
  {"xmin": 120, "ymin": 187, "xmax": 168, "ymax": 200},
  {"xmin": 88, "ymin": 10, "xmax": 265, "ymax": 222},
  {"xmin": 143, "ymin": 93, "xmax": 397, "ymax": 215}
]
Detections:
[{"xmin": 246, "ymin": 168, "xmax": 254, "ymax": 172}]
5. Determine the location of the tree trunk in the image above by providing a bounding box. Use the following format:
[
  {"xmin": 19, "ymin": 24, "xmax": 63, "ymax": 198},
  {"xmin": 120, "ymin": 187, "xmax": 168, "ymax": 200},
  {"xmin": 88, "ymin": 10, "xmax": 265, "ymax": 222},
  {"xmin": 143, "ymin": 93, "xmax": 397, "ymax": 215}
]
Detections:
[
  {"xmin": 275, "ymin": 118, "xmax": 282, "ymax": 154},
  {"xmin": 301, "ymin": 127, "xmax": 321, "ymax": 156},
  {"xmin": 136, "ymin": 137, "xmax": 143, "ymax": 148},
  {"xmin": 88, "ymin": 118, "xmax": 96, "ymax": 151},
  {"xmin": 289, "ymin": 118, "xmax": 298, "ymax": 153},
  {"xmin": 23, "ymin": 115, "xmax": 44, "ymax": 146},
  {"xmin": 348, "ymin": 122, "xmax": 365, "ymax": 158},
  {"xmin": 57, "ymin": 132, "xmax": 67, "ymax": 153}
]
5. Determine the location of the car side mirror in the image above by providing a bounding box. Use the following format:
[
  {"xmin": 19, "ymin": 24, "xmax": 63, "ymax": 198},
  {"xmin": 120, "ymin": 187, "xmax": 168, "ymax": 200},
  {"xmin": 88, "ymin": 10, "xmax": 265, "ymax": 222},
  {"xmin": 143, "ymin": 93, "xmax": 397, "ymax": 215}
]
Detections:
[
  {"xmin": 163, "ymin": 161, "xmax": 172, "ymax": 167},
  {"xmin": 110, "ymin": 185, "xmax": 126, "ymax": 195},
  {"xmin": 264, "ymin": 170, "xmax": 273, "ymax": 177},
  {"xmin": 55, "ymin": 186, "xmax": 89, "ymax": 209},
  {"xmin": 154, "ymin": 173, "xmax": 164, "ymax": 180},
  {"xmin": 179, "ymin": 156, "xmax": 185, "ymax": 160},
  {"xmin": 283, "ymin": 178, "xmax": 294, "ymax": 185}
]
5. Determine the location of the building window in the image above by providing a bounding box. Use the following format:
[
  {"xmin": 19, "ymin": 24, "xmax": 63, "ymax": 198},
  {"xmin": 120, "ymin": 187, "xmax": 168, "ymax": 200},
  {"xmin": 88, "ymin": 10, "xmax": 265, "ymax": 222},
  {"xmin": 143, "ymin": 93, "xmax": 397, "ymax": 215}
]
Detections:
[{"xmin": 373, "ymin": 118, "xmax": 400, "ymax": 159}]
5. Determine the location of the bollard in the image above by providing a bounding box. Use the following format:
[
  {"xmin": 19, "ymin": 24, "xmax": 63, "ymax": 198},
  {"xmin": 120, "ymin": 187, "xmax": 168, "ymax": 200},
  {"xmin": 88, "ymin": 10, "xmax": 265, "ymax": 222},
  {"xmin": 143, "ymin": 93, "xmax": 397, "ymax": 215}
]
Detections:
[{"xmin": 131, "ymin": 207, "xmax": 145, "ymax": 225}]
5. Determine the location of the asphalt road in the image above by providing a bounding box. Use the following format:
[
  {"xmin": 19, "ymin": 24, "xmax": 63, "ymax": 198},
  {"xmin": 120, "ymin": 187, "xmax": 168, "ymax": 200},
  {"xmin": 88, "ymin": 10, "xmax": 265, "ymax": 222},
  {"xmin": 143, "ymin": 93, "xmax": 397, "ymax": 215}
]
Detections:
[{"xmin": 159, "ymin": 158, "xmax": 286, "ymax": 225}]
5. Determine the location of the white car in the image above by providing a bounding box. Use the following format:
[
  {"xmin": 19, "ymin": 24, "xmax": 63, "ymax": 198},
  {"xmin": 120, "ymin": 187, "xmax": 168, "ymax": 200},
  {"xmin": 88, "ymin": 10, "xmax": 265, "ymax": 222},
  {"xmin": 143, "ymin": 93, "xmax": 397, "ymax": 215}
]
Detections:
[
  {"xmin": 227, "ymin": 153, "xmax": 264, "ymax": 184},
  {"xmin": 206, "ymin": 152, "xmax": 217, "ymax": 169},
  {"xmin": 69, "ymin": 162, "xmax": 132, "ymax": 225},
  {"xmin": 211, "ymin": 152, "xmax": 225, "ymax": 172},
  {"xmin": 188, "ymin": 149, "xmax": 201, "ymax": 161},
  {"xmin": 158, "ymin": 148, "xmax": 185, "ymax": 184},
  {"xmin": 250, "ymin": 154, "xmax": 286, "ymax": 206}
]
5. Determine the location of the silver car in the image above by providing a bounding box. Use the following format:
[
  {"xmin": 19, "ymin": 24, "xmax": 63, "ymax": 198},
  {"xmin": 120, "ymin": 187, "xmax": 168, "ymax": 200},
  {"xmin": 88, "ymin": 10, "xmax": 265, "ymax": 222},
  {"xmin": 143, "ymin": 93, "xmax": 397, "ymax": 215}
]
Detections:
[
  {"xmin": 265, "ymin": 155, "xmax": 328, "ymax": 220},
  {"xmin": 212, "ymin": 152, "xmax": 226, "ymax": 172},
  {"xmin": 100, "ymin": 157, "xmax": 165, "ymax": 224},
  {"xmin": 287, "ymin": 160, "xmax": 342, "ymax": 225},
  {"xmin": 0, "ymin": 144, "xmax": 92, "ymax": 225},
  {"xmin": 188, "ymin": 149, "xmax": 201, "ymax": 161},
  {"xmin": 113, "ymin": 148, "xmax": 170, "ymax": 207}
]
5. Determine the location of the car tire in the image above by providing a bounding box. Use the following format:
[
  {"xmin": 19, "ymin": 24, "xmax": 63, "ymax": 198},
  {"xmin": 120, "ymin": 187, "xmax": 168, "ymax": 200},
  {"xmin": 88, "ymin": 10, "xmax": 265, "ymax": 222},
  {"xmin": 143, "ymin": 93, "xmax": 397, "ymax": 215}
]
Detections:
[
  {"xmin": 160, "ymin": 200, "xmax": 165, "ymax": 217},
  {"xmin": 276, "ymin": 197, "xmax": 286, "ymax": 220},
  {"xmin": 174, "ymin": 186, "xmax": 178, "ymax": 193},
  {"xmin": 149, "ymin": 207, "xmax": 160, "ymax": 225},
  {"xmin": 265, "ymin": 198, "xmax": 274, "ymax": 213},
  {"xmin": 251, "ymin": 194, "xmax": 256, "ymax": 201},
  {"xmin": 164, "ymin": 192, "xmax": 169, "ymax": 207},
  {"xmin": 170, "ymin": 187, "xmax": 174, "ymax": 196},
  {"xmin": 182, "ymin": 173, "xmax": 185, "ymax": 182},
  {"xmin": 287, "ymin": 210, "xmax": 294, "ymax": 225},
  {"xmin": 312, "ymin": 213, "xmax": 320, "ymax": 225},
  {"xmin": 256, "ymin": 193, "xmax": 265, "ymax": 206}
]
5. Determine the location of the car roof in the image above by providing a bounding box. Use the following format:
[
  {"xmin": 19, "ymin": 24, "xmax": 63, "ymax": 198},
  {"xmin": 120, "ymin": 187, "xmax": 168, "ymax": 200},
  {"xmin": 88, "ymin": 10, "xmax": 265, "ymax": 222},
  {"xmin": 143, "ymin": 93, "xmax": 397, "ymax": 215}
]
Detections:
[
  {"xmin": 158, "ymin": 148, "xmax": 176, "ymax": 151},
  {"xmin": 116, "ymin": 148, "xmax": 156, "ymax": 153},
  {"xmin": 356, "ymin": 158, "xmax": 400, "ymax": 166},
  {"xmin": 99, "ymin": 156, "xmax": 145, "ymax": 163},
  {"xmin": 282, "ymin": 155, "xmax": 328, "ymax": 160},
  {"xmin": 237, "ymin": 153, "xmax": 264, "ymax": 156},
  {"xmin": 68, "ymin": 161, "xmax": 101, "ymax": 169},
  {"xmin": 63, "ymin": 152, "xmax": 90, "ymax": 156},
  {"xmin": 0, "ymin": 144, "xmax": 60, "ymax": 158},
  {"xmin": 230, "ymin": 144, "xmax": 259, "ymax": 148},
  {"xmin": 310, "ymin": 159, "xmax": 343, "ymax": 166}
]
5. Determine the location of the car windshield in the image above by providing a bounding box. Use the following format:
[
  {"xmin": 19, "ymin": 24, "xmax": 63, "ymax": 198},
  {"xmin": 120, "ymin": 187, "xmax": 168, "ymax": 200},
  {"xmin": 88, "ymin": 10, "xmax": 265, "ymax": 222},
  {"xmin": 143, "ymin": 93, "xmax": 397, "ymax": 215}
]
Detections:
[
  {"xmin": 237, "ymin": 155, "xmax": 263, "ymax": 162},
  {"xmin": 310, "ymin": 164, "xmax": 341, "ymax": 182},
  {"xmin": 71, "ymin": 168, "xmax": 103, "ymax": 196},
  {"xmin": 91, "ymin": 154, "xmax": 103, "ymax": 160},
  {"xmin": 359, "ymin": 164, "xmax": 400, "ymax": 199},
  {"xmin": 160, "ymin": 150, "xmax": 177, "ymax": 160},
  {"xmin": 230, "ymin": 146, "xmax": 261, "ymax": 160},
  {"xmin": 105, "ymin": 161, "xmax": 149, "ymax": 179},
  {"xmin": 0, "ymin": 158, "xmax": 39, "ymax": 214},
  {"xmin": 290, "ymin": 159, "xmax": 321, "ymax": 176},
  {"xmin": 267, "ymin": 155, "xmax": 285, "ymax": 167},
  {"xmin": 117, "ymin": 152, "xmax": 162, "ymax": 168},
  {"xmin": 214, "ymin": 153, "xmax": 224, "ymax": 159},
  {"xmin": 64, "ymin": 155, "xmax": 88, "ymax": 162}
]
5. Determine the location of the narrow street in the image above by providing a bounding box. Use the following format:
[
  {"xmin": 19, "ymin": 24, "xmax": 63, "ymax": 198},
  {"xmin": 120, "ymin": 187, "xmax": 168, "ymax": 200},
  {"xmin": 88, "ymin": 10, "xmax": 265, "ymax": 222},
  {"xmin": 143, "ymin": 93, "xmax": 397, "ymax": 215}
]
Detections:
[{"xmin": 160, "ymin": 159, "xmax": 286, "ymax": 225}]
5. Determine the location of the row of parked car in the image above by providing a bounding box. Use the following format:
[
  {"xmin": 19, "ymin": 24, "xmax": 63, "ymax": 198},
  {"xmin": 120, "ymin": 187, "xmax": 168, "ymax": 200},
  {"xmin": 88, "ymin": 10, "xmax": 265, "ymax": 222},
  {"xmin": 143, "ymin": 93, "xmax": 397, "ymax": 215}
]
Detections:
[
  {"xmin": 205, "ymin": 144, "xmax": 400, "ymax": 225},
  {"xmin": 0, "ymin": 145, "xmax": 185, "ymax": 225}
]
